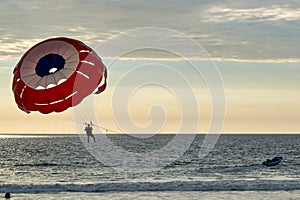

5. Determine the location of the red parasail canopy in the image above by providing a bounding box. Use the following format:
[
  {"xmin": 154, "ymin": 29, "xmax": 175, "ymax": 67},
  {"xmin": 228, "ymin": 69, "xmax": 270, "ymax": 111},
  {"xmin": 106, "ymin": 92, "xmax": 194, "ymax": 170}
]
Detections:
[{"xmin": 12, "ymin": 37, "xmax": 107, "ymax": 114}]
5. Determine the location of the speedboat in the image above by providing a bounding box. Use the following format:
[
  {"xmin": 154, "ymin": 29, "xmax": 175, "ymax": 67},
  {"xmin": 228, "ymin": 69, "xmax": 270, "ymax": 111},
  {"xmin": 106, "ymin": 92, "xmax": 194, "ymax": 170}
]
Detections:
[{"xmin": 262, "ymin": 156, "xmax": 283, "ymax": 167}]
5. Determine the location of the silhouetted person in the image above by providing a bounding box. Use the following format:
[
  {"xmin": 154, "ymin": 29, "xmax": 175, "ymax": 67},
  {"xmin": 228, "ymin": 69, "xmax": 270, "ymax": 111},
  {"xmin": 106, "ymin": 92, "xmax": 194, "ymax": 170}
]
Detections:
[
  {"xmin": 85, "ymin": 123, "xmax": 96, "ymax": 143},
  {"xmin": 5, "ymin": 192, "xmax": 10, "ymax": 199}
]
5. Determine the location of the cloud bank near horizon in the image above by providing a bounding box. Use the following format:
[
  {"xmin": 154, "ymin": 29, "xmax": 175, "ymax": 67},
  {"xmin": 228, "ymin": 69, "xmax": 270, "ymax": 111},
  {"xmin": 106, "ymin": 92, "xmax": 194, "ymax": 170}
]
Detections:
[{"xmin": 0, "ymin": 0, "xmax": 299, "ymax": 63}]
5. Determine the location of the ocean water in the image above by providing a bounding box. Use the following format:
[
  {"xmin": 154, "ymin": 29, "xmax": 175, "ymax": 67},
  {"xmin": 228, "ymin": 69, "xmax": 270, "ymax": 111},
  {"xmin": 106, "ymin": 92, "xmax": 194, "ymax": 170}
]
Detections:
[{"xmin": 0, "ymin": 134, "xmax": 299, "ymax": 199}]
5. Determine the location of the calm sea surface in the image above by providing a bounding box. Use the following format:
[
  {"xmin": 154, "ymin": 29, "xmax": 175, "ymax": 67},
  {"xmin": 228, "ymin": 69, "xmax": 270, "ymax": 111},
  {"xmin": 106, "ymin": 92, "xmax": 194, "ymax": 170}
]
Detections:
[{"xmin": 0, "ymin": 134, "xmax": 299, "ymax": 199}]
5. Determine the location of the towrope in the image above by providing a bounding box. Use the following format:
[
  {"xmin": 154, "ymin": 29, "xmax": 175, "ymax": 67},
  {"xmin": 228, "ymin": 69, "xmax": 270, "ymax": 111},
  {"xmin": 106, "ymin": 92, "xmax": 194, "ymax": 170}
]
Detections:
[{"xmin": 74, "ymin": 27, "xmax": 226, "ymax": 173}]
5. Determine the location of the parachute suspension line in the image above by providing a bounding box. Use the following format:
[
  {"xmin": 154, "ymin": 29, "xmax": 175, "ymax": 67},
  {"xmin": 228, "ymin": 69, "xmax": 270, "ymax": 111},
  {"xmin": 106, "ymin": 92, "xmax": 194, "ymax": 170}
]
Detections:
[
  {"xmin": 75, "ymin": 119, "xmax": 123, "ymax": 134},
  {"xmin": 75, "ymin": 107, "xmax": 123, "ymax": 134}
]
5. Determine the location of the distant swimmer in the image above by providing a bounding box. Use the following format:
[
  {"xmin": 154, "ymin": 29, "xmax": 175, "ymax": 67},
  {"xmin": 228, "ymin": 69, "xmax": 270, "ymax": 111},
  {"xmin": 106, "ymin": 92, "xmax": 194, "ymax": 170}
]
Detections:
[
  {"xmin": 5, "ymin": 192, "xmax": 10, "ymax": 199},
  {"xmin": 84, "ymin": 122, "xmax": 96, "ymax": 143}
]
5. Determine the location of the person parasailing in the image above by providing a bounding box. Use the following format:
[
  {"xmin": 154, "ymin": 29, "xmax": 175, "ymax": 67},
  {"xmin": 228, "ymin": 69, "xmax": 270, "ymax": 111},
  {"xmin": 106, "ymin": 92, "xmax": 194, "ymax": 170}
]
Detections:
[{"xmin": 84, "ymin": 121, "xmax": 96, "ymax": 143}]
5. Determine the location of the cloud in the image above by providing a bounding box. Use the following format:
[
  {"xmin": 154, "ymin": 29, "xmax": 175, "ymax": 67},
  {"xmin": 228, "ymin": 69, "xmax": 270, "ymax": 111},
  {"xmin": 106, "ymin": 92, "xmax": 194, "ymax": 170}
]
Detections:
[
  {"xmin": 0, "ymin": 27, "xmax": 115, "ymax": 61},
  {"xmin": 0, "ymin": 1, "xmax": 300, "ymax": 63},
  {"xmin": 204, "ymin": 4, "xmax": 300, "ymax": 23},
  {"xmin": 0, "ymin": 66, "xmax": 11, "ymax": 74},
  {"xmin": 0, "ymin": 36, "xmax": 43, "ymax": 60}
]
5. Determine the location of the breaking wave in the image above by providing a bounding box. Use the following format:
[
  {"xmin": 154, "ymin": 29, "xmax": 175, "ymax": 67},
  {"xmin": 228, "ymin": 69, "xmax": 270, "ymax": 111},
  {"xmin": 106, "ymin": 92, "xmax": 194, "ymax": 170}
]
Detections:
[{"xmin": 0, "ymin": 180, "xmax": 299, "ymax": 193}]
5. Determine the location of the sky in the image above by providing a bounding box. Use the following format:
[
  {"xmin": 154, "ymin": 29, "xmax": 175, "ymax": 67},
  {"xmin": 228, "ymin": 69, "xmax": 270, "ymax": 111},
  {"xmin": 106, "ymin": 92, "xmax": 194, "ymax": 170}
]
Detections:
[{"xmin": 0, "ymin": 0, "xmax": 300, "ymax": 133}]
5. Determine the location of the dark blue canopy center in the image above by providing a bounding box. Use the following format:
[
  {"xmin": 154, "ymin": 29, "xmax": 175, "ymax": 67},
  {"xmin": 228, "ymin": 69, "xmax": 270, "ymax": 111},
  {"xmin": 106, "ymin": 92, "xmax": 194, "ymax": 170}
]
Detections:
[{"xmin": 35, "ymin": 54, "xmax": 65, "ymax": 77}]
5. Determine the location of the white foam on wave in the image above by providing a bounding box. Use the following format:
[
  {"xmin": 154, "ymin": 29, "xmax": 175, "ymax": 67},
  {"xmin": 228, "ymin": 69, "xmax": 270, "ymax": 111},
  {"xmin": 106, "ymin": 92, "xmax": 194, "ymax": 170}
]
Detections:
[{"xmin": 0, "ymin": 180, "xmax": 299, "ymax": 193}]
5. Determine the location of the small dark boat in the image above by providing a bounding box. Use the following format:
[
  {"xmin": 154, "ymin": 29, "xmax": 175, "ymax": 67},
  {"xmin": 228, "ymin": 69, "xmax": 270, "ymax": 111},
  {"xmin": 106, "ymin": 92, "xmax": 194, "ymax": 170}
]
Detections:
[{"xmin": 262, "ymin": 156, "xmax": 283, "ymax": 167}]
